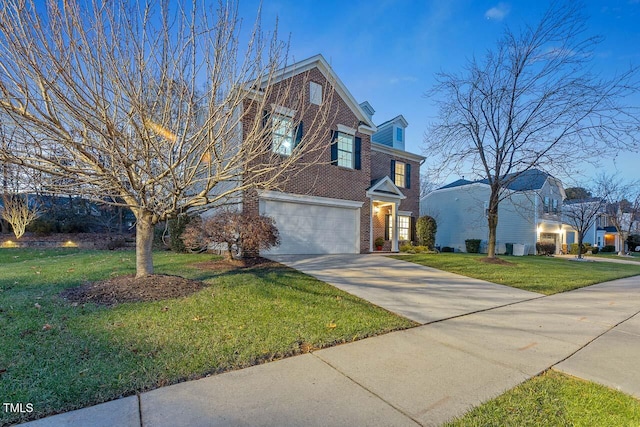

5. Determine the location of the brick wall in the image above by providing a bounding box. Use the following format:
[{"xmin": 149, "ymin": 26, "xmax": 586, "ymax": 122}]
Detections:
[
  {"xmin": 242, "ymin": 67, "xmax": 372, "ymax": 253},
  {"xmin": 370, "ymin": 148, "xmax": 421, "ymax": 216}
]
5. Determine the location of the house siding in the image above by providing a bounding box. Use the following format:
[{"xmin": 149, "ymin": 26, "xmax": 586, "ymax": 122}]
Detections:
[{"xmin": 422, "ymin": 176, "xmax": 565, "ymax": 254}]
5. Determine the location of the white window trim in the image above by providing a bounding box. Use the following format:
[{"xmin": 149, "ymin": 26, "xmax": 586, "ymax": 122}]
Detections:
[
  {"xmin": 398, "ymin": 215, "xmax": 411, "ymax": 241},
  {"xmin": 309, "ymin": 81, "xmax": 322, "ymax": 105},
  {"xmin": 337, "ymin": 131, "xmax": 355, "ymax": 169},
  {"xmin": 394, "ymin": 162, "xmax": 406, "ymax": 188},
  {"xmin": 337, "ymin": 124, "xmax": 356, "ymax": 135},
  {"xmin": 271, "ymin": 104, "xmax": 296, "ymax": 117},
  {"xmin": 272, "ymin": 114, "xmax": 294, "ymax": 156}
]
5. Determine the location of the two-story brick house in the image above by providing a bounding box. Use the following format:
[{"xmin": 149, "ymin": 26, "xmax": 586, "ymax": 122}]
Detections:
[{"xmin": 241, "ymin": 54, "xmax": 424, "ymax": 255}]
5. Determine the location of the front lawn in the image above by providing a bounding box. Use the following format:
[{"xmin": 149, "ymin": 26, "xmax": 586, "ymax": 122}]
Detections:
[
  {"xmin": 445, "ymin": 370, "xmax": 640, "ymax": 426},
  {"xmin": 0, "ymin": 249, "xmax": 415, "ymax": 426},
  {"xmin": 394, "ymin": 253, "xmax": 640, "ymax": 294},
  {"xmin": 594, "ymin": 252, "xmax": 640, "ymax": 262}
]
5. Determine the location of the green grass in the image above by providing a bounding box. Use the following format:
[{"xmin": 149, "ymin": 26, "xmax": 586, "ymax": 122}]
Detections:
[
  {"xmin": 445, "ymin": 370, "xmax": 640, "ymax": 426},
  {"xmin": 0, "ymin": 249, "xmax": 415, "ymax": 425},
  {"xmin": 594, "ymin": 252, "xmax": 640, "ymax": 262},
  {"xmin": 393, "ymin": 253, "xmax": 640, "ymax": 295}
]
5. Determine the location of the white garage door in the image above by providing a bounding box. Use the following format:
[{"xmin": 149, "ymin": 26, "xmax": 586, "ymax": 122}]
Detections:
[{"xmin": 259, "ymin": 192, "xmax": 362, "ymax": 255}]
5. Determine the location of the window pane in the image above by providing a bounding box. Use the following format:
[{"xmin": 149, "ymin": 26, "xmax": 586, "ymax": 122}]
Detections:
[
  {"xmin": 399, "ymin": 215, "xmax": 410, "ymax": 241},
  {"xmin": 337, "ymin": 132, "xmax": 354, "ymax": 168},
  {"xmin": 394, "ymin": 162, "xmax": 405, "ymax": 187},
  {"xmin": 272, "ymin": 115, "xmax": 293, "ymax": 156}
]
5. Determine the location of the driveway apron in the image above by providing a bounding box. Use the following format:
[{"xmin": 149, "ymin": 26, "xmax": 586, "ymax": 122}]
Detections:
[{"xmin": 267, "ymin": 254, "xmax": 541, "ymax": 324}]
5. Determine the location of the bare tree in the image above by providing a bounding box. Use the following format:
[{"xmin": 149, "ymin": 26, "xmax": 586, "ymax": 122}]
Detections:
[
  {"xmin": 0, "ymin": 1, "xmax": 331, "ymax": 278},
  {"xmin": 562, "ymin": 195, "xmax": 605, "ymax": 259},
  {"xmin": 425, "ymin": 1, "xmax": 640, "ymax": 258},
  {"xmin": 597, "ymin": 174, "xmax": 640, "ymax": 255},
  {"xmin": 1, "ymin": 193, "xmax": 40, "ymax": 239}
]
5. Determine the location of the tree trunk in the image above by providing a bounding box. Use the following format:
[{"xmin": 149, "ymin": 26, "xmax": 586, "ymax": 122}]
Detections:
[
  {"xmin": 135, "ymin": 211, "xmax": 155, "ymax": 278},
  {"xmin": 487, "ymin": 210, "xmax": 498, "ymax": 258},
  {"xmin": 577, "ymin": 232, "xmax": 584, "ymax": 259},
  {"xmin": 486, "ymin": 190, "xmax": 500, "ymax": 258}
]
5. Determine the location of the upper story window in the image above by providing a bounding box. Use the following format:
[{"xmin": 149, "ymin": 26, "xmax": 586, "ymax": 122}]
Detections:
[
  {"xmin": 390, "ymin": 160, "xmax": 411, "ymax": 188},
  {"xmin": 394, "ymin": 162, "xmax": 406, "ymax": 188},
  {"xmin": 543, "ymin": 196, "xmax": 559, "ymax": 214},
  {"xmin": 272, "ymin": 115, "xmax": 294, "ymax": 156},
  {"xmin": 396, "ymin": 127, "xmax": 403, "ymax": 142},
  {"xmin": 337, "ymin": 132, "xmax": 354, "ymax": 168},
  {"xmin": 330, "ymin": 125, "xmax": 361, "ymax": 170},
  {"xmin": 309, "ymin": 81, "xmax": 323, "ymax": 105}
]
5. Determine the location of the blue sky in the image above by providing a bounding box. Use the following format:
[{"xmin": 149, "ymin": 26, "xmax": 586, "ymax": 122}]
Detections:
[{"xmin": 239, "ymin": 0, "xmax": 640, "ymax": 186}]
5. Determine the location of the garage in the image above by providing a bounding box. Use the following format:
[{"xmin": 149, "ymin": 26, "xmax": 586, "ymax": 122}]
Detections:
[{"xmin": 258, "ymin": 191, "xmax": 363, "ymax": 255}]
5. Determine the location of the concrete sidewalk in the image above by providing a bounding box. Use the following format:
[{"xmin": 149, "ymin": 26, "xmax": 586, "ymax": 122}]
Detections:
[{"xmin": 17, "ymin": 257, "xmax": 640, "ymax": 427}]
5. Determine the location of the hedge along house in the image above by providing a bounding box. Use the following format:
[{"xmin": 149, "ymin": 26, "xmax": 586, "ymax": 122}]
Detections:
[
  {"xmin": 240, "ymin": 54, "xmax": 424, "ymax": 255},
  {"xmin": 420, "ymin": 169, "xmax": 569, "ymax": 254}
]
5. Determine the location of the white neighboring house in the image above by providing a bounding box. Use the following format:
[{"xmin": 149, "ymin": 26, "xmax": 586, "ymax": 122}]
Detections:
[
  {"xmin": 420, "ymin": 169, "xmax": 569, "ymax": 254},
  {"xmin": 562, "ymin": 198, "xmax": 606, "ymax": 249}
]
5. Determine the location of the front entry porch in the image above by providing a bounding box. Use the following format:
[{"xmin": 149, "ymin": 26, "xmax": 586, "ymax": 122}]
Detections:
[{"xmin": 366, "ymin": 177, "xmax": 406, "ymax": 252}]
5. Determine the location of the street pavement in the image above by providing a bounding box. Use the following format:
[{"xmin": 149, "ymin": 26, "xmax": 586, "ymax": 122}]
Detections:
[{"xmin": 17, "ymin": 255, "xmax": 640, "ymax": 427}]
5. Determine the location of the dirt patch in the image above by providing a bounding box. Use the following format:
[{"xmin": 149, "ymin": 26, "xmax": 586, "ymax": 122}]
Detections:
[
  {"xmin": 477, "ymin": 257, "xmax": 516, "ymax": 266},
  {"xmin": 60, "ymin": 274, "xmax": 206, "ymax": 306}
]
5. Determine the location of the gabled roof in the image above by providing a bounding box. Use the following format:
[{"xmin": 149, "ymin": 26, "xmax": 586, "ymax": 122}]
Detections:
[
  {"xmin": 436, "ymin": 169, "xmax": 553, "ymax": 192},
  {"xmin": 366, "ymin": 176, "xmax": 406, "ymax": 200},
  {"xmin": 375, "ymin": 114, "xmax": 408, "ymax": 129},
  {"xmin": 438, "ymin": 178, "xmax": 473, "ymax": 190},
  {"xmin": 256, "ymin": 54, "xmax": 376, "ymax": 131}
]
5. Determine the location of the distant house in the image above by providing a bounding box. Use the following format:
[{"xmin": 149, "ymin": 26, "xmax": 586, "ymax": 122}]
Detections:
[
  {"xmin": 420, "ymin": 169, "xmax": 568, "ymax": 254},
  {"xmin": 239, "ymin": 54, "xmax": 424, "ymax": 255},
  {"xmin": 562, "ymin": 198, "xmax": 606, "ymax": 249}
]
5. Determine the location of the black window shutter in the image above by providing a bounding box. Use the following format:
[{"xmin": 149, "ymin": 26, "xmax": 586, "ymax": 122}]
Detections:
[
  {"xmin": 390, "ymin": 160, "xmax": 396, "ymax": 180},
  {"xmin": 262, "ymin": 110, "xmax": 272, "ymax": 150},
  {"xmin": 354, "ymin": 136, "xmax": 361, "ymax": 170},
  {"xmin": 294, "ymin": 121, "xmax": 304, "ymax": 148},
  {"xmin": 406, "ymin": 163, "xmax": 411, "ymax": 189},
  {"xmin": 330, "ymin": 130, "xmax": 338, "ymax": 165},
  {"xmin": 384, "ymin": 214, "xmax": 390, "ymax": 240}
]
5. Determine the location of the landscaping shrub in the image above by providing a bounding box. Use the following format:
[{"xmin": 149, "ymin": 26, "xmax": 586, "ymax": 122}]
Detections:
[
  {"xmin": 181, "ymin": 211, "xmax": 280, "ymax": 259},
  {"xmin": 569, "ymin": 242, "xmax": 593, "ymax": 255},
  {"xmin": 465, "ymin": 239, "xmax": 481, "ymax": 253},
  {"xmin": 167, "ymin": 214, "xmax": 193, "ymax": 253},
  {"xmin": 601, "ymin": 245, "xmax": 616, "ymax": 253},
  {"xmin": 536, "ymin": 242, "xmax": 556, "ymax": 255},
  {"xmin": 399, "ymin": 243, "xmax": 431, "ymax": 254},
  {"xmin": 627, "ymin": 234, "xmax": 640, "ymax": 251},
  {"xmin": 441, "ymin": 246, "xmax": 454, "ymax": 252},
  {"xmin": 591, "ymin": 246, "xmax": 599, "ymax": 254},
  {"xmin": 416, "ymin": 216, "xmax": 437, "ymax": 249}
]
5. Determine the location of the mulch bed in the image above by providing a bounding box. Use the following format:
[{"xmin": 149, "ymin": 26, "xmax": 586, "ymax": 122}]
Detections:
[
  {"xmin": 478, "ymin": 257, "xmax": 516, "ymax": 266},
  {"xmin": 60, "ymin": 257, "xmax": 280, "ymax": 306},
  {"xmin": 192, "ymin": 256, "xmax": 282, "ymax": 271},
  {"xmin": 60, "ymin": 274, "xmax": 207, "ymax": 306}
]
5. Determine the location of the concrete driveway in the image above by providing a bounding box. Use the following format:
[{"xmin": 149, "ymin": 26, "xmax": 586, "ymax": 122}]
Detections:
[{"xmin": 267, "ymin": 254, "xmax": 541, "ymax": 324}]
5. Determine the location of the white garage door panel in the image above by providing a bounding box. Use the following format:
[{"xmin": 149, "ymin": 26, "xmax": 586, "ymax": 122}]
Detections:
[{"xmin": 260, "ymin": 199, "xmax": 360, "ymax": 255}]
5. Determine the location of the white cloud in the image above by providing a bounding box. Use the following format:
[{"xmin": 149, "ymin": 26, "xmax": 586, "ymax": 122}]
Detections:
[{"xmin": 485, "ymin": 3, "xmax": 511, "ymax": 21}]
